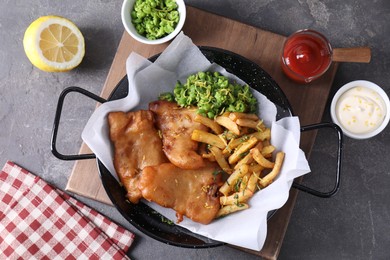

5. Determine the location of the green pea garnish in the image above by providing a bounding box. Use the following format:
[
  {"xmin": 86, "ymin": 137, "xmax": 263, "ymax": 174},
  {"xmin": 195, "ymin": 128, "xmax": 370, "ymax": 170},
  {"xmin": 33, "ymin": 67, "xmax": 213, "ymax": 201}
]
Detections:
[
  {"xmin": 171, "ymin": 71, "xmax": 258, "ymax": 118},
  {"xmin": 131, "ymin": 0, "xmax": 179, "ymax": 40}
]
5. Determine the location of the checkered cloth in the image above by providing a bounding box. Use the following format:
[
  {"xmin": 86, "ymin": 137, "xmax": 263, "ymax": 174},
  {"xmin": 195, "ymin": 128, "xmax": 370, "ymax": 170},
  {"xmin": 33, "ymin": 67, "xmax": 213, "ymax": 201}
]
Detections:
[{"xmin": 0, "ymin": 161, "xmax": 135, "ymax": 259}]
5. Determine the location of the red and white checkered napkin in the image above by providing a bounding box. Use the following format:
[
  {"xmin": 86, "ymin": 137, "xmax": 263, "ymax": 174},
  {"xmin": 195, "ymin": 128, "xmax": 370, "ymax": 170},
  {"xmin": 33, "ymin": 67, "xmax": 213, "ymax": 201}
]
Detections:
[{"xmin": 0, "ymin": 161, "xmax": 135, "ymax": 259}]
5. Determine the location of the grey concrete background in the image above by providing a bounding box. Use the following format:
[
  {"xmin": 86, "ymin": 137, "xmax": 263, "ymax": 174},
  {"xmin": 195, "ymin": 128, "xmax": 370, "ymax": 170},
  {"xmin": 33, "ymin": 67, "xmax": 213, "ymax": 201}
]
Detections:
[{"xmin": 1, "ymin": 0, "xmax": 389, "ymax": 259}]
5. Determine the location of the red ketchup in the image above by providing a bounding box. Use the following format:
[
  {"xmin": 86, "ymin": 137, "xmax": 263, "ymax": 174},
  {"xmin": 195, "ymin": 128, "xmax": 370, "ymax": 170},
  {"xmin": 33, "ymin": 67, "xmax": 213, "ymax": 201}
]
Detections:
[{"xmin": 281, "ymin": 29, "xmax": 332, "ymax": 83}]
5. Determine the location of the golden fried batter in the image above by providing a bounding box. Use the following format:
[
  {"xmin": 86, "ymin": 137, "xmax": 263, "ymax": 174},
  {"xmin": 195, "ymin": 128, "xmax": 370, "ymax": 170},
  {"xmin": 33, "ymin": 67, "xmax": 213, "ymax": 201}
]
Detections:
[
  {"xmin": 139, "ymin": 162, "xmax": 222, "ymax": 224},
  {"xmin": 149, "ymin": 100, "xmax": 208, "ymax": 170},
  {"xmin": 108, "ymin": 110, "xmax": 167, "ymax": 203}
]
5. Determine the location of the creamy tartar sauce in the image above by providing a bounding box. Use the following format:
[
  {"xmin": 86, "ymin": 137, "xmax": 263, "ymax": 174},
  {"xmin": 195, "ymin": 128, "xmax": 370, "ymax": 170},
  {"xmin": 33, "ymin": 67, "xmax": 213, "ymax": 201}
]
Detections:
[{"xmin": 336, "ymin": 86, "xmax": 386, "ymax": 134}]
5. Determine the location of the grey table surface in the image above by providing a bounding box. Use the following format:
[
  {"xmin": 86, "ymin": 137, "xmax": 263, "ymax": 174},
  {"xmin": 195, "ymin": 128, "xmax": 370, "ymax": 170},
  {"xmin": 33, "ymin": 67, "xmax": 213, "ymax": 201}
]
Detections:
[{"xmin": 1, "ymin": 0, "xmax": 389, "ymax": 259}]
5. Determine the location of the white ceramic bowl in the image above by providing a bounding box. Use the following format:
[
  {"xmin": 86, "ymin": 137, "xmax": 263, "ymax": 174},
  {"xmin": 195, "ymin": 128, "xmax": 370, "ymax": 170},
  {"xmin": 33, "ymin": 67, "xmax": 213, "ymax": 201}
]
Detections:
[
  {"xmin": 121, "ymin": 0, "xmax": 186, "ymax": 45},
  {"xmin": 330, "ymin": 80, "xmax": 390, "ymax": 139}
]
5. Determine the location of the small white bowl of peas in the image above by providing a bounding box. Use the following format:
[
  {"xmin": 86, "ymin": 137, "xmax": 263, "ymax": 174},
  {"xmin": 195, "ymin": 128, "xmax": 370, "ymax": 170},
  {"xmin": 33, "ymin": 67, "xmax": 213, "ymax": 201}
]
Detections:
[{"xmin": 121, "ymin": 0, "xmax": 186, "ymax": 45}]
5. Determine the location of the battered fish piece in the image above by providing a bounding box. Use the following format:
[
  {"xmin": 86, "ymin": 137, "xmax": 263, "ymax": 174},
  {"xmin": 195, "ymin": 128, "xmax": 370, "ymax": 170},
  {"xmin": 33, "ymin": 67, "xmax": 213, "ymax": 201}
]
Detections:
[
  {"xmin": 108, "ymin": 110, "xmax": 167, "ymax": 204},
  {"xmin": 139, "ymin": 162, "xmax": 222, "ymax": 224},
  {"xmin": 149, "ymin": 100, "xmax": 208, "ymax": 170}
]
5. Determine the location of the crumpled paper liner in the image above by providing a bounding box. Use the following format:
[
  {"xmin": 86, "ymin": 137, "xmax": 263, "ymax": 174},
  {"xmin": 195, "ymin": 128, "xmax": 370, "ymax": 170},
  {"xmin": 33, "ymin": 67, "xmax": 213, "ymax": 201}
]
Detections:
[{"xmin": 82, "ymin": 32, "xmax": 310, "ymax": 251}]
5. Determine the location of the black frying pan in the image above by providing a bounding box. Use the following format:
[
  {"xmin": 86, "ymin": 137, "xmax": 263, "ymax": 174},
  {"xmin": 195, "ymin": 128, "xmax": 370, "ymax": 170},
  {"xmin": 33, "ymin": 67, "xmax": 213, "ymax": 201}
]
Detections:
[{"xmin": 51, "ymin": 47, "xmax": 342, "ymax": 248}]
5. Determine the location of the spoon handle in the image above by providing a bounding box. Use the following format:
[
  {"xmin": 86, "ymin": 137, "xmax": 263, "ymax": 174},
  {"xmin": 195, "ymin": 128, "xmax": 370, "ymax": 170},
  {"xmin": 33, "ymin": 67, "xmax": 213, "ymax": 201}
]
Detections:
[{"xmin": 332, "ymin": 47, "xmax": 371, "ymax": 63}]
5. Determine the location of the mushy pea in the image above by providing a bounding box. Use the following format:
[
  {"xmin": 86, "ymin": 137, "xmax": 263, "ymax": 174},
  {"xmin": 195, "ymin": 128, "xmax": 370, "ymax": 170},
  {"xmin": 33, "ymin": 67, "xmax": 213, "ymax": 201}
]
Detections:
[
  {"xmin": 159, "ymin": 71, "xmax": 258, "ymax": 119},
  {"xmin": 131, "ymin": 0, "xmax": 179, "ymax": 40}
]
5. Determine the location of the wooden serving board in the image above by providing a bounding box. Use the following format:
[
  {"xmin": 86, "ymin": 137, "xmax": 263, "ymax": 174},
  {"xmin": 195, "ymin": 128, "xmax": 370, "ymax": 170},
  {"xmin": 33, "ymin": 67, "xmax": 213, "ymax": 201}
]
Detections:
[{"xmin": 66, "ymin": 6, "xmax": 338, "ymax": 259}]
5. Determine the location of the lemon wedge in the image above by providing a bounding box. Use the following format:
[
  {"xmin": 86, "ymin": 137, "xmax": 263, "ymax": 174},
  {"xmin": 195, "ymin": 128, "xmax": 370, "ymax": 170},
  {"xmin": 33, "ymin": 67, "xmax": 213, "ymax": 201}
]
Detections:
[{"xmin": 23, "ymin": 15, "xmax": 85, "ymax": 72}]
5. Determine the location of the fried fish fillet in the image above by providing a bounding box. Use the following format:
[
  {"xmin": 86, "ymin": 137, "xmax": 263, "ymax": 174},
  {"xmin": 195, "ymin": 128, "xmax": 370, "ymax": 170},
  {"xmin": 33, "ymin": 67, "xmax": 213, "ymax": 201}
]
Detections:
[
  {"xmin": 149, "ymin": 100, "xmax": 208, "ymax": 170},
  {"xmin": 139, "ymin": 162, "xmax": 222, "ymax": 224},
  {"xmin": 108, "ymin": 110, "xmax": 167, "ymax": 203}
]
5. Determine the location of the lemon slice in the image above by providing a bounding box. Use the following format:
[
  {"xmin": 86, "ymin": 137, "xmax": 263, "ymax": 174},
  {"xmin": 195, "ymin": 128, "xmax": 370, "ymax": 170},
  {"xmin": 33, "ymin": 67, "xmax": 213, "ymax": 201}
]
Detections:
[{"xmin": 23, "ymin": 15, "xmax": 85, "ymax": 72}]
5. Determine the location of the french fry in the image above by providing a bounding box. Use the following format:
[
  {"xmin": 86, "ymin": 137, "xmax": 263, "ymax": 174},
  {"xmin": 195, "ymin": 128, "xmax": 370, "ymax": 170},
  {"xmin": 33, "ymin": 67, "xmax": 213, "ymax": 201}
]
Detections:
[
  {"xmin": 248, "ymin": 163, "xmax": 264, "ymax": 174},
  {"xmin": 209, "ymin": 146, "xmax": 232, "ymax": 173},
  {"xmin": 228, "ymin": 136, "xmax": 258, "ymax": 164},
  {"xmin": 220, "ymin": 190, "xmax": 254, "ymax": 205},
  {"xmin": 194, "ymin": 114, "xmax": 223, "ymax": 134},
  {"xmin": 254, "ymin": 140, "xmax": 263, "ymax": 150},
  {"xmin": 220, "ymin": 131, "xmax": 237, "ymax": 141},
  {"xmin": 239, "ymin": 173, "xmax": 251, "ymax": 191},
  {"xmin": 229, "ymin": 112, "xmax": 259, "ymax": 121},
  {"xmin": 262, "ymin": 145, "xmax": 275, "ymax": 158},
  {"xmin": 234, "ymin": 152, "xmax": 253, "ymax": 169},
  {"xmin": 251, "ymin": 148, "xmax": 275, "ymax": 168},
  {"xmin": 248, "ymin": 128, "xmax": 271, "ymax": 141},
  {"xmin": 219, "ymin": 164, "xmax": 248, "ymax": 196},
  {"xmin": 246, "ymin": 172, "xmax": 260, "ymax": 193},
  {"xmin": 235, "ymin": 118, "xmax": 262, "ymax": 129},
  {"xmin": 216, "ymin": 203, "xmax": 249, "ymax": 218},
  {"xmin": 259, "ymin": 152, "xmax": 285, "ymax": 187},
  {"xmin": 223, "ymin": 135, "xmax": 250, "ymax": 154},
  {"xmin": 215, "ymin": 115, "xmax": 240, "ymax": 135},
  {"xmin": 191, "ymin": 129, "xmax": 226, "ymax": 149},
  {"xmin": 223, "ymin": 138, "xmax": 241, "ymax": 153}
]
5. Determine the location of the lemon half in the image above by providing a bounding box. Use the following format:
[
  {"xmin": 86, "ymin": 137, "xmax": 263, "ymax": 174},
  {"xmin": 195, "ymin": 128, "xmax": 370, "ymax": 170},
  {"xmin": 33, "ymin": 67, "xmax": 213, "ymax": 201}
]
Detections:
[{"xmin": 23, "ymin": 15, "xmax": 85, "ymax": 72}]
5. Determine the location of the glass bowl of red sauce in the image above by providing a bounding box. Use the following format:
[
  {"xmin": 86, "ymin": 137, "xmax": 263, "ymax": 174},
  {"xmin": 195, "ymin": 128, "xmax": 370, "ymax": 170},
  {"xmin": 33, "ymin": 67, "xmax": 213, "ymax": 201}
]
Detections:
[{"xmin": 281, "ymin": 29, "xmax": 333, "ymax": 83}]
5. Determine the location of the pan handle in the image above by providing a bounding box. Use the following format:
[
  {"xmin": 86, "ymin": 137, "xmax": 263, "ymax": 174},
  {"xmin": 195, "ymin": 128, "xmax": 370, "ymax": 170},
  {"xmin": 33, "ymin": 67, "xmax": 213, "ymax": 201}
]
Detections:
[
  {"xmin": 52, "ymin": 89, "xmax": 343, "ymax": 196},
  {"xmin": 51, "ymin": 86, "xmax": 106, "ymax": 160},
  {"xmin": 292, "ymin": 122, "xmax": 343, "ymax": 198}
]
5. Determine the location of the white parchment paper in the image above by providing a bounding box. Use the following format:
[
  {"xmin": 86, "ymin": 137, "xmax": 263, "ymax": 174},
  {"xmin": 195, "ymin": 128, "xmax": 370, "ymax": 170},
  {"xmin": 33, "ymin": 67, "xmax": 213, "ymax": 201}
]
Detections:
[{"xmin": 82, "ymin": 32, "xmax": 311, "ymax": 251}]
